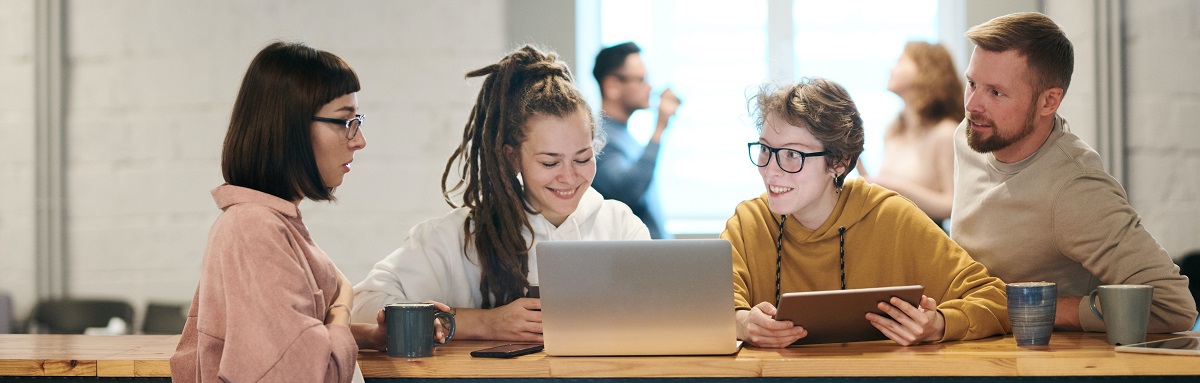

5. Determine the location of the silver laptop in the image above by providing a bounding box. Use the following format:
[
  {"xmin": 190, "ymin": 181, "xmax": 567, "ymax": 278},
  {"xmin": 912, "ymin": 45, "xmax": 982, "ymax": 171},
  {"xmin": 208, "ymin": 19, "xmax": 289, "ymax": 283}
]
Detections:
[{"xmin": 535, "ymin": 239, "xmax": 739, "ymax": 356}]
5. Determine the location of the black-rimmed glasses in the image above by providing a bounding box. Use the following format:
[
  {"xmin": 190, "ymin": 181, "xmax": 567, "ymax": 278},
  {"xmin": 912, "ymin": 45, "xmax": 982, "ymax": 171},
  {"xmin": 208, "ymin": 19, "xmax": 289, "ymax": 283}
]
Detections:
[
  {"xmin": 747, "ymin": 142, "xmax": 826, "ymax": 173},
  {"xmin": 614, "ymin": 73, "xmax": 648, "ymax": 84},
  {"xmin": 312, "ymin": 114, "xmax": 364, "ymax": 140}
]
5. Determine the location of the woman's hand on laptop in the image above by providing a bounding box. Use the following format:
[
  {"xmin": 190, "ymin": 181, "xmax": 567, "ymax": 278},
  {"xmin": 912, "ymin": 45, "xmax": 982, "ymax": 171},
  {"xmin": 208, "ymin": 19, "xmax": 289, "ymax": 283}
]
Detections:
[
  {"xmin": 865, "ymin": 295, "xmax": 945, "ymax": 346},
  {"xmin": 736, "ymin": 302, "xmax": 808, "ymax": 348},
  {"xmin": 455, "ymin": 298, "xmax": 544, "ymax": 342}
]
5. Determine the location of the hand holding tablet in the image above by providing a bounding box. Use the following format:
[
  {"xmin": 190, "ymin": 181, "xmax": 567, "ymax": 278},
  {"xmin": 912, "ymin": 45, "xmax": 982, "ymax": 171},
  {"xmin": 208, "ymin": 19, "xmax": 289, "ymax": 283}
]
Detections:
[{"xmin": 774, "ymin": 285, "xmax": 925, "ymax": 346}]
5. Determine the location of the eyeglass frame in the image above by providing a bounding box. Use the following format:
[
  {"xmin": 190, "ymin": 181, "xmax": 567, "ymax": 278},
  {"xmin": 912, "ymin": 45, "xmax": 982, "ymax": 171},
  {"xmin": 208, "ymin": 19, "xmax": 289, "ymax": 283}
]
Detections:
[
  {"xmin": 747, "ymin": 142, "xmax": 827, "ymax": 174},
  {"xmin": 312, "ymin": 114, "xmax": 364, "ymax": 140},
  {"xmin": 612, "ymin": 73, "xmax": 648, "ymax": 85}
]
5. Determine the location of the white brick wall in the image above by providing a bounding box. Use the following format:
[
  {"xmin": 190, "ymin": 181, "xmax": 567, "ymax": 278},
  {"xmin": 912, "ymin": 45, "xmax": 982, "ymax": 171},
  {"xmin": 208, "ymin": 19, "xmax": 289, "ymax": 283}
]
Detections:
[
  {"xmin": 0, "ymin": 0, "xmax": 38, "ymax": 325},
  {"xmin": 1040, "ymin": 0, "xmax": 1200, "ymax": 260},
  {"xmin": 45, "ymin": 0, "xmax": 505, "ymax": 326},
  {"xmin": 1044, "ymin": 0, "xmax": 1100, "ymax": 147},
  {"xmin": 1123, "ymin": 0, "xmax": 1200, "ymax": 258}
]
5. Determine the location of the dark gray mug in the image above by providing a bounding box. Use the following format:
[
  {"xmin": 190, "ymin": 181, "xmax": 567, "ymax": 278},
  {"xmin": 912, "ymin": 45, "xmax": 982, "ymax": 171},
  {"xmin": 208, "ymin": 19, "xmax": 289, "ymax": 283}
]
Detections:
[
  {"xmin": 1088, "ymin": 284, "xmax": 1153, "ymax": 345},
  {"xmin": 385, "ymin": 303, "xmax": 455, "ymax": 358}
]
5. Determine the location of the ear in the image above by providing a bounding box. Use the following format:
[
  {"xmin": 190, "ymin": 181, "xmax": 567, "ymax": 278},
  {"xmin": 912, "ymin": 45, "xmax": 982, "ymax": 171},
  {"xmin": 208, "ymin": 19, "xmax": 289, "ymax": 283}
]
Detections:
[
  {"xmin": 828, "ymin": 159, "xmax": 848, "ymax": 179},
  {"xmin": 840, "ymin": 156, "xmax": 859, "ymax": 178},
  {"xmin": 1037, "ymin": 87, "xmax": 1064, "ymax": 118},
  {"xmin": 600, "ymin": 76, "xmax": 621, "ymax": 101},
  {"xmin": 504, "ymin": 144, "xmax": 521, "ymax": 173}
]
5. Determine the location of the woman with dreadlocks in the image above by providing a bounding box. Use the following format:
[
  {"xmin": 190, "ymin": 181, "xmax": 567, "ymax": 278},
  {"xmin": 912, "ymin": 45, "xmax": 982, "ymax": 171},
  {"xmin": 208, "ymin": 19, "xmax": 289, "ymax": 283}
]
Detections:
[{"xmin": 352, "ymin": 45, "xmax": 650, "ymax": 342}]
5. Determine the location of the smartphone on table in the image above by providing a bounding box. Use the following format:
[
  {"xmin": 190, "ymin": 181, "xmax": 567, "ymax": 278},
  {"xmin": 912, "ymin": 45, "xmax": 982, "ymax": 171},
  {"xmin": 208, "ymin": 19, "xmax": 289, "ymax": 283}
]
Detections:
[{"xmin": 470, "ymin": 343, "xmax": 544, "ymax": 358}]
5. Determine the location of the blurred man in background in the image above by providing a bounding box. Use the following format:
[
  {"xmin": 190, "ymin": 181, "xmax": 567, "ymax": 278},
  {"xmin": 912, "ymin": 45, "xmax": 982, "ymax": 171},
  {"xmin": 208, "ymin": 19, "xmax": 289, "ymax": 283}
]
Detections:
[{"xmin": 591, "ymin": 42, "xmax": 681, "ymax": 239}]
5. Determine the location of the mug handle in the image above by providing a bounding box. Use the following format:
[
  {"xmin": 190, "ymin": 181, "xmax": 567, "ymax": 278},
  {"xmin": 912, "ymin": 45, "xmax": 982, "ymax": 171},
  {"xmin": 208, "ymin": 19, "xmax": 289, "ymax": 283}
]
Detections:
[
  {"xmin": 433, "ymin": 311, "xmax": 456, "ymax": 346},
  {"xmin": 1088, "ymin": 289, "xmax": 1104, "ymax": 321}
]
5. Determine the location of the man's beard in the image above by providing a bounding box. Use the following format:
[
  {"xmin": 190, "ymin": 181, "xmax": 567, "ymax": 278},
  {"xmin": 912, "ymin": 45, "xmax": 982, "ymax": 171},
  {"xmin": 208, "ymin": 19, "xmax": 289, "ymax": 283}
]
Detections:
[{"xmin": 966, "ymin": 100, "xmax": 1038, "ymax": 154}]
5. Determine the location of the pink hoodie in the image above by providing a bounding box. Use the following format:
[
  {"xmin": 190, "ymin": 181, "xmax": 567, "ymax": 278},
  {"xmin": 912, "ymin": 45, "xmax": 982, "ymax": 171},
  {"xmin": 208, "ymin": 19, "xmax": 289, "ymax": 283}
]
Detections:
[{"xmin": 171, "ymin": 184, "xmax": 357, "ymax": 382}]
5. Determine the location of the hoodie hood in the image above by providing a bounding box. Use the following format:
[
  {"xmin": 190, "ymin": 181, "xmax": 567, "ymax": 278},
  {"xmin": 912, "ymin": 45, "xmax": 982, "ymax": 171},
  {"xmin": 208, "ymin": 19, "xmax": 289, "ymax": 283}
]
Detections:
[
  {"xmin": 526, "ymin": 186, "xmax": 629, "ymax": 285},
  {"xmin": 769, "ymin": 178, "xmax": 899, "ymax": 243},
  {"xmin": 527, "ymin": 186, "xmax": 606, "ymax": 241}
]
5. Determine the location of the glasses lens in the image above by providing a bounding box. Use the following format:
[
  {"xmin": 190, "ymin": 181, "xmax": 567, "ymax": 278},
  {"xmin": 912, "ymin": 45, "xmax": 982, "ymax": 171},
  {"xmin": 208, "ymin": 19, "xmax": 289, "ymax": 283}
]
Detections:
[
  {"xmin": 778, "ymin": 149, "xmax": 805, "ymax": 172},
  {"xmin": 346, "ymin": 115, "xmax": 363, "ymax": 139},
  {"xmin": 749, "ymin": 144, "xmax": 769, "ymax": 167}
]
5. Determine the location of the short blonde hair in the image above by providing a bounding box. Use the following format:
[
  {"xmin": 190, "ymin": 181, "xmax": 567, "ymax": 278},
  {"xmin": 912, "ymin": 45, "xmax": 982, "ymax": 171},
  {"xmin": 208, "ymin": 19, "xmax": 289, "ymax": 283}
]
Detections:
[{"xmin": 966, "ymin": 12, "xmax": 1074, "ymax": 95}]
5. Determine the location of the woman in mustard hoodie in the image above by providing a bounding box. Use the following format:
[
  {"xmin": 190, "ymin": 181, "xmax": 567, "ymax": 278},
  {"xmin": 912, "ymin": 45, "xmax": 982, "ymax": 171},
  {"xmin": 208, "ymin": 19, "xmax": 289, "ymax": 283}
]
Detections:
[{"xmin": 723, "ymin": 78, "xmax": 1008, "ymax": 348}]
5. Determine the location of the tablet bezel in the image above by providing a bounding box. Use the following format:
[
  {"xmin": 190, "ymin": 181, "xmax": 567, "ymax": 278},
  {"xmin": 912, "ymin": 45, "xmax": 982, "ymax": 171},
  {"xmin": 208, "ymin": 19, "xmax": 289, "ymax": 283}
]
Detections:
[
  {"xmin": 774, "ymin": 285, "xmax": 925, "ymax": 346},
  {"xmin": 1114, "ymin": 336, "xmax": 1200, "ymax": 356}
]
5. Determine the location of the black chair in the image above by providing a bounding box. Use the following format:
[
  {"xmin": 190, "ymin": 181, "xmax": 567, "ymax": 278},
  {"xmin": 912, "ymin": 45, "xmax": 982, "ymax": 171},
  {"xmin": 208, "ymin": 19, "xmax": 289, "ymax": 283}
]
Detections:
[
  {"xmin": 1179, "ymin": 251, "xmax": 1200, "ymax": 330},
  {"xmin": 1180, "ymin": 251, "xmax": 1200, "ymax": 304},
  {"xmin": 0, "ymin": 292, "xmax": 13, "ymax": 334},
  {"xmin": 25, "ymin": 299, "xmax": 134, "ymax": 334},
  {"xmin": 141, "ymin": 302, "xmax": 187, "ymax": 335}
]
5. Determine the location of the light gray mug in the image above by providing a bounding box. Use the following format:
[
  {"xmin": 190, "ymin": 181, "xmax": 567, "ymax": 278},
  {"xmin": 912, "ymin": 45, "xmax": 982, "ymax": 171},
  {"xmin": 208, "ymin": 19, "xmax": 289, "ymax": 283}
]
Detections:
[
  {"xmin": 385, "ymin": 303, "xmax": 455, "ymax": 358},
  {"xmin": 1088, "ymin": 284, "xmax": 1153, "ymax": 345}
]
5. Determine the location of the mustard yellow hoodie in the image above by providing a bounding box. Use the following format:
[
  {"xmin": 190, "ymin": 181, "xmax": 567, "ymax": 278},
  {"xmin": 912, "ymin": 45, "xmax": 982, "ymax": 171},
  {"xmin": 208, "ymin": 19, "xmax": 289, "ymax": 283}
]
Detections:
[{"xmin": 721, "ymin": 178, "xmax": 1009, "ymax": 342}]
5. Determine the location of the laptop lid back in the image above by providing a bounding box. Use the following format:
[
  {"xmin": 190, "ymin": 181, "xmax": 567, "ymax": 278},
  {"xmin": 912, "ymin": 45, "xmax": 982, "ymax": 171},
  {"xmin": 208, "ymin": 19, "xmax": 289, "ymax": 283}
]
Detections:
[{"xmin": 536, "ymin": 239, "xmax": 738, "ymax": 356}]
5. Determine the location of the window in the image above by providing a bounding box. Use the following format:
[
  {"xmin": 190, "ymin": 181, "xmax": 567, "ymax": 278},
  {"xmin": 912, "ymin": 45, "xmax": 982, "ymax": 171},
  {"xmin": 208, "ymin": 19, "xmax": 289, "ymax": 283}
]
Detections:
[
  {"xmin": 594, "ymin": 0, "xmax": 939, "ymax": 235},
  {"xmin": 791, "ymin": 0, "xmax": 938, "ymax": 183}
]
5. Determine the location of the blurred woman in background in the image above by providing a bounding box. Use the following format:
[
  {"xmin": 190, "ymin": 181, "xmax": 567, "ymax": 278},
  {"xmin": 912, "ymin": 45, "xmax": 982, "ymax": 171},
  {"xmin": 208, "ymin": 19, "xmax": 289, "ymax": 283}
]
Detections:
[{"xmin": 859, "ymin": 41, "xmax": 964, "ymax": 223}]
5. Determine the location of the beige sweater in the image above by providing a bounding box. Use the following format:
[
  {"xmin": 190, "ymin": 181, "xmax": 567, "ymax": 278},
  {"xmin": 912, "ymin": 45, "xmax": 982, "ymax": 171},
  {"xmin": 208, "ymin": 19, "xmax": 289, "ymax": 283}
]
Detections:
[
  {"xmin": 951, "ymin": 115, "xmax": 1197, "ymax": 333},
  {"xmin": 171, "ymin": 185, "xmax": 357, "ymax": 383}
]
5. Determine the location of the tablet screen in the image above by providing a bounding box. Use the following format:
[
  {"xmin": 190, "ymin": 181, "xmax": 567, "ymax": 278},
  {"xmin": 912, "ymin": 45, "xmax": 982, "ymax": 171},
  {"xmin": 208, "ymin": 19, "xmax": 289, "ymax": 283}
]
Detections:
[{"xmin": 1115, "ymin": 336, "xmax": 1200, "ymax": 356}]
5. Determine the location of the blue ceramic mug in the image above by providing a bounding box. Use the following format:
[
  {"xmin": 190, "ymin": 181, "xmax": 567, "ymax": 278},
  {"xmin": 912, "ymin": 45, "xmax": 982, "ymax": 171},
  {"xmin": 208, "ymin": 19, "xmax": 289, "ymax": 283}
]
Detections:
[{"xmin": 1006, "ymin": 282, "xmax": 1057, "ymax": 346}]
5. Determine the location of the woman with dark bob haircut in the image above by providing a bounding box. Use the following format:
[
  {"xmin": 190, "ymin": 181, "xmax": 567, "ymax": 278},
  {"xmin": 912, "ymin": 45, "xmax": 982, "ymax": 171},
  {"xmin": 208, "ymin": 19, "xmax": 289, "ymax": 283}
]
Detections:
[{"xmin": 172, "ymin": 41, "xmax": 443, "ymax": 382}]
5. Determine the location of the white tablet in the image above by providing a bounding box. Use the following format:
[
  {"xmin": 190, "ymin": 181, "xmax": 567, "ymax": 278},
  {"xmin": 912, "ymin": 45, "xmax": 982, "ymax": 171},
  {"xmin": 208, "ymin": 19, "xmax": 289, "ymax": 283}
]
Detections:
[
  {"xmin": 774, "ymin": 285, "xmax": 925, "ymax": 346},
  {"xmin": 1115, "ymin": 336, "xmax": 1200, "ymax": 356}
]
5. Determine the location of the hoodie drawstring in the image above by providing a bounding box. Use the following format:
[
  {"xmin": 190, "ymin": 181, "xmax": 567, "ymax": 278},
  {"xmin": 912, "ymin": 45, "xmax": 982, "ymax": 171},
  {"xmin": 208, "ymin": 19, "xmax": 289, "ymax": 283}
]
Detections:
[
  {"xmin": 773, "ymin": 215, "xmax": 788, "ymax": 303},
  {"xmin": 774, "ymin": 218, "xmax": 847, "ymax": 304},
  {"xmin": 837, "ymin": 226, "xmax": 846, "ymax": 290}
]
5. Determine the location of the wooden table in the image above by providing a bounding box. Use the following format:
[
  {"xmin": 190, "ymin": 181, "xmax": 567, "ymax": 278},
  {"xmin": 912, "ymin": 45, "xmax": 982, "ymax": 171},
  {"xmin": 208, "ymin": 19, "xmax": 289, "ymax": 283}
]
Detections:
[
  {"xmin": 0, "ymin": 334, "xmax": 176, "ymax": 378},
  {"xmin": 2, "ymin": 333, "xmax": 1198, "ymax": 381}
]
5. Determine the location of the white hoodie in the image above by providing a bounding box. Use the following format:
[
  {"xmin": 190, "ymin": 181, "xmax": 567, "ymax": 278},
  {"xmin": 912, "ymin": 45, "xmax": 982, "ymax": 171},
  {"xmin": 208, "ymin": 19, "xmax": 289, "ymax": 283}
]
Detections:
[{"xmin": 352, "ymin": 187, "xmax": 650, "ymax": 322}]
